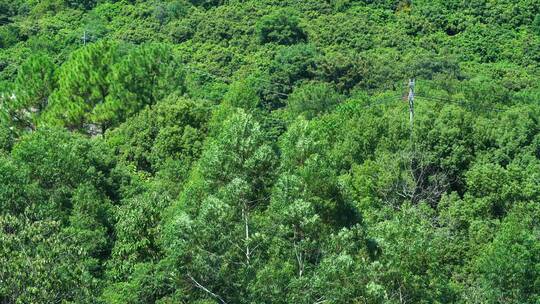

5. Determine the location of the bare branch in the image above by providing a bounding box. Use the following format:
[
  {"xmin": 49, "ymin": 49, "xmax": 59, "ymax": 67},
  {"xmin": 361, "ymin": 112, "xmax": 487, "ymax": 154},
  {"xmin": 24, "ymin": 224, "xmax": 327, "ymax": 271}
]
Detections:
[{"xmin": 187, "ymin": 274, "xmax": 228, "ymax": 304}]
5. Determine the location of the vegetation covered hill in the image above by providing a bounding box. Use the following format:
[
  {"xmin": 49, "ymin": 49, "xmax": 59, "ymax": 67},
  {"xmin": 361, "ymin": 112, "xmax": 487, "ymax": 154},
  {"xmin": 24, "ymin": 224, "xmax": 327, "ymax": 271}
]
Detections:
[{"xmin": 1, "ymin": 0, "xmax": 540, "ymax": 303}]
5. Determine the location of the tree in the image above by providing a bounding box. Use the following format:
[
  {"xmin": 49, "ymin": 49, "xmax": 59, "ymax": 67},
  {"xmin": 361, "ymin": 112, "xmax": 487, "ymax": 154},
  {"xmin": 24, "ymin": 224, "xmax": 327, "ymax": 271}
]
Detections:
[
  {"xmin": 161, "ymin": 109, "xmax": 277, "ymax": 303},
  {"xmin": 0, "ymin": 132, "xmax": 115, "ymax": 303},
  {"xmin": 469, "ymin": 203, "xmax": 540, "ymax": 303},
  {"xmin": 256, "ymin": 9, "xmax": 307, "ymax": 45},
  {"xmin": 0, "ymin": 120, "xmax": 13, "ymax": 151},
  {"xmin": 534, "ymin": 14, "xmax": 540, "ymax": 36},
  {"xmin": 0, "ymin": 155, "xmax": 33, "ymax": 215},
  {"xmin": 317, "ymin": 51, "xmax": 365, "ymax": 93},
  {"xmin": 104, "ymin": 43, "xmax": 186, "ymax": 126},
  {"xmin": 10, "ymin": 127, "xmax": 115, "ymax": 221},
  {"xmin": 0, "ymin": 215, "xmax": 102, "ymax": 303},
  {"xmin": 43, "ymin": 42, "xmax": 184, "ymax": 132},
  {"xmin": 263, "ymin": 44, "xmax": 319, "ymax": 109},
  {"xmin": 286, "ymin": 81, "xmax": 342, "ymax": 119},
  {"xmin": 188, "ymin": 0, "xmax": 224, "ymax": 9},
  {"xmin": 106, "ymin": 192, "xmax": 169, "ymax": 283},
  {"xmin": 223, "ymin": 74, "xmax": 263, "ymax": 111},
  {"xmin": 43, "ymin": 41, "xmax": 119, "ymax": 131},
  {"xmin": 105, "ymin": 95, "xmax": 210, "ymax": 177},
  {"xmin": 10, "ymin": 53, "xmax": 56, "ymax": 130},
  {"xmin": 366, "ymin": 203, "xmax": 459, "ymax": 303}
]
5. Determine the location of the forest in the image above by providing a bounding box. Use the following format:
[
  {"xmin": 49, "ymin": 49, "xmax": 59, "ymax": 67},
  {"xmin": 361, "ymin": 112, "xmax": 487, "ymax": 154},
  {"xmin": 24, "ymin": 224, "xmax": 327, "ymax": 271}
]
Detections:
[{"xmin": 1, "ymin": 0, "xmax": 540, "ymax": 303}]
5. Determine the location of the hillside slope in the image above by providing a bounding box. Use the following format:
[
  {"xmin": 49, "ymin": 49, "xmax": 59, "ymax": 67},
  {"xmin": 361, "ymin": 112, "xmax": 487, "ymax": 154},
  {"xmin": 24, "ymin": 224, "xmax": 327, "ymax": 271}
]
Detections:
[{"xmin": 1, "ymin": 0, "xmax": 540, "ymax": 303}]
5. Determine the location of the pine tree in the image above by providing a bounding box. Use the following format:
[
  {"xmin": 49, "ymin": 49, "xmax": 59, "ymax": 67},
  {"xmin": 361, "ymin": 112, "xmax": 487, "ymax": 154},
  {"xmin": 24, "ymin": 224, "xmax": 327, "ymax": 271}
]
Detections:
[{"xmin": 42, "ymin": 41, "xmax": 119, "ymax": 132}]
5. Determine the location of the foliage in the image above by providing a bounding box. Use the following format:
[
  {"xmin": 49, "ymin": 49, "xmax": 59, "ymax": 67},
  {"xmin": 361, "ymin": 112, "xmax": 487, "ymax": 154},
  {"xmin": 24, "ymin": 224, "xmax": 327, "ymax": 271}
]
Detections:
[
  {"xmin": 256, "ymin": 9, "xmax": 307, "ymax": 45},
  {"xmin": 286, "ymin": 81, "xmax": 343, "ymax": 119},
  {"xmin": 2, "ymin": 0, "xmax": 540, "ymax": 302},
  {"xmin": 10, "ymin": 53, "xmax": 57, "ymax": 129},
  {"xmin": 43, "ymin": 41, "xmax": 120, "ymax": 131},
  {"xmin": 104, "ymin": 43, "xmax": 186, "ymax": 126}
]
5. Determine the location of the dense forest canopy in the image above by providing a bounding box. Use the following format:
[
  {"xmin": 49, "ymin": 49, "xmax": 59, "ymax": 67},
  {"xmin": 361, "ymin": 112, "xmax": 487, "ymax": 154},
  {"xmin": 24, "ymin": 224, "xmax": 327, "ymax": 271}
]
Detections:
[{"xmin": 1, "ymin": 0, "xmax": 540, "ymax": 303}]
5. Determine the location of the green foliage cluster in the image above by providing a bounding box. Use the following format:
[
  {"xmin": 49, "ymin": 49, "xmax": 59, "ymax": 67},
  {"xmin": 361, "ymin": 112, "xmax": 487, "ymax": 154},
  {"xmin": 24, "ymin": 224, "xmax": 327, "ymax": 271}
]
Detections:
[{"xmin": 1, "ymin": 0, "xmax": 540, "ymax": 303}]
